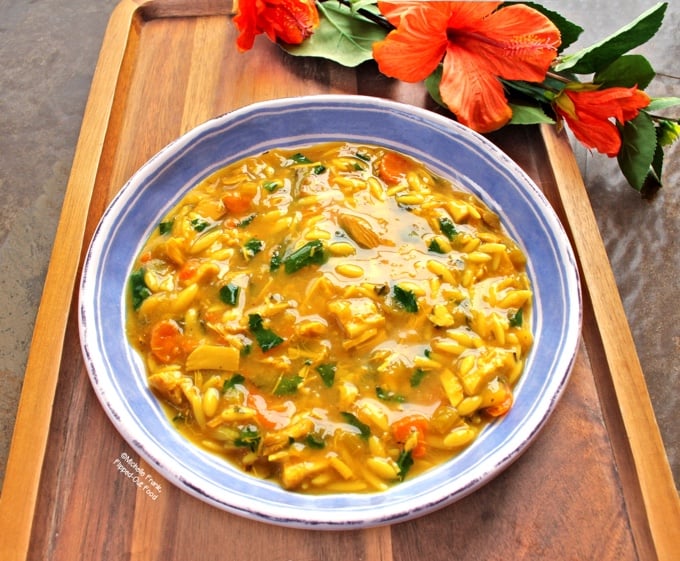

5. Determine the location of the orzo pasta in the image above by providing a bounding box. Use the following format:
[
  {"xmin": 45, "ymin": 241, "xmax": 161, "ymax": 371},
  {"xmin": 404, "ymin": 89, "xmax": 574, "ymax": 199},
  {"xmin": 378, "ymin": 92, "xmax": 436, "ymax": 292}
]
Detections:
[{"xmin": 127, "ymin": 142, "xmax": 533, "ymax": 493}]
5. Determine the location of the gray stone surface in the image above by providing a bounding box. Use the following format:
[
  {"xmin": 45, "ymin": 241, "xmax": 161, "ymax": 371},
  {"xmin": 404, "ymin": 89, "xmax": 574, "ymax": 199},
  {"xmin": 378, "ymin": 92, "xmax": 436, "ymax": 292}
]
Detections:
[{"xmin": 1, "ymin": 1, "xmax": 678, "ymax": 491}]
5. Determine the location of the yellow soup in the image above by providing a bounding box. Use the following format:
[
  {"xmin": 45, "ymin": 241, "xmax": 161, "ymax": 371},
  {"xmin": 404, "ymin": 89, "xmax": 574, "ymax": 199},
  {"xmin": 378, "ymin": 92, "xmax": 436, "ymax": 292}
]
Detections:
[{"xmin": 127, "ymin": 142, "xmax": 533, "ymax": 493}]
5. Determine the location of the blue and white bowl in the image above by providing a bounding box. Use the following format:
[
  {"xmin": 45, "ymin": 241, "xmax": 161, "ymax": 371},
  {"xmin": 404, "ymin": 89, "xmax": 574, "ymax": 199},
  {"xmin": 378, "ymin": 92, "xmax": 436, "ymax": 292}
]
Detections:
[{"xmin": 79, "ymin": 95, "xmax": 581, "ymax": 528}]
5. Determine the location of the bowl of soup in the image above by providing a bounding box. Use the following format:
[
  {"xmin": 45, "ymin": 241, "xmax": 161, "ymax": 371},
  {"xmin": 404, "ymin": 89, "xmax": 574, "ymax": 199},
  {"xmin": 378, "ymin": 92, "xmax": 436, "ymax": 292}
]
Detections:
[{"xmin": 79, "ymin": 95, "xmax": 581, "ymax": 528}]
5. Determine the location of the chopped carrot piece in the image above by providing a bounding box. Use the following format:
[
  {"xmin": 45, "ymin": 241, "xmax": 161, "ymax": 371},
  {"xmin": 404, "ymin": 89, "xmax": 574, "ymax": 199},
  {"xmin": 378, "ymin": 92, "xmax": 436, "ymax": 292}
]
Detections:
[
  {"xmin": 485, "ymin": 392, "xmax": 513, "ymax": 417},
  {"xmin": 149, "ymin": 319, "xmax": 185, "ymax": 363},
  {"xmin": 178, "ymin": 259, "xmax": 200, "ymax": 282},
  {"xmin": 222, "ymin": 191, "xmax": 252, "ymax": 214},
  {"xmin": 392, "ymin": 415, "xmax": 428, "ymax": 458},
  {"xmin": 247, "ymin": 392, "xmax": 282, "ymax": 430},
  {"xmin": 378, "ymin": 151, "xmax": 411, "ymax": 185}
]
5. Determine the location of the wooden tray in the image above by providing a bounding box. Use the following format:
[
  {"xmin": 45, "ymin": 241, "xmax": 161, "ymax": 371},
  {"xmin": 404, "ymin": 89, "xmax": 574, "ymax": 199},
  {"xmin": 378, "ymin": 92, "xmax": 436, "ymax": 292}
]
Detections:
[{"xmin": 2, "ymin": 1, "xmax": 678, "ymax": 559}]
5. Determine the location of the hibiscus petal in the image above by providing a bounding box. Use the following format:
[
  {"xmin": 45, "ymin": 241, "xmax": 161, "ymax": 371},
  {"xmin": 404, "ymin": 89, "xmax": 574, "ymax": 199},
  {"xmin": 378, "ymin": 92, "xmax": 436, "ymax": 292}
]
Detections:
[
  {"xmin": 234, "ymin": 0, "xmax": 262, "ymax": 51},
  {"xmin": 458, "ymin": 4, "xmax": 560, "ymax": 82},
  {"xmin": 447, "ymin": 1, "xmax": 502, "ymax": 24},
  {"xmin": 561, "ymin": 110, "xmax": 622, "ymax": 157},
  {"xmin": 440, "ymin": 43, "xmax": 512, "ymax": 133},
  {"xmin": 377, "ymin": 1, "xmax": 425, "ymax": 27},
  {"xmin": 373, "ymin": 5, "xmax": 449, "ymax": 82},
  {"xmin": 569, "ymin": 87, "xmax": 650, "ymax": 123},
  {"xmin": 263, "ymin": 0, "xmax": 319, "ymax": 45}
]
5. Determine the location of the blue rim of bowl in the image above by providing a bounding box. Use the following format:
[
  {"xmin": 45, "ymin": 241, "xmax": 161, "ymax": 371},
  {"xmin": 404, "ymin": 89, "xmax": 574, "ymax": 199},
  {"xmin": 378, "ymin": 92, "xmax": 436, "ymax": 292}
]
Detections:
[{"xmin": 79, "ymin": 94, "xmax": 581, "ymax": 529}]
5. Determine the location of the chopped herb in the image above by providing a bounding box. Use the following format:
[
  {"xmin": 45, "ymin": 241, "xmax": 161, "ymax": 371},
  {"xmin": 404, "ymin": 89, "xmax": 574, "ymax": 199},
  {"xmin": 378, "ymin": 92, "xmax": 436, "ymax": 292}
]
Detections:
[
  {"xmin": 355, "ymin": 152, "xmax": 370, "ymax": 162},
  {"xmin": 234, "ymin": 425, "xmax": 261, "ymax": 452},
  {"xmin": 270, "ymin": 246, "xmax": 283, "ymax": 271},
  {"xmin": 393, "ymin": 285, "xmax": 419, "ymax": 313},
  {"xmin": 263, "ymin": 180, "xmax": 279, "ymax": 192},
  {"xmin": 223, "ymin": 373, "xmax": 246, "ymax": 392},
  {"xmin": 315, "ymin": 363, "xmax": 336, "ymax": 387},
  {"xmin": 509, "ymin": 308, "xmax": 524, "ymax": 327},
  {"xmin": 353, "ymin": 162, "xmax": 363, "ymax": 171},
  {"xmin": 305, "ymin": 434, "xmax": 326, "ymax": 449},
  {"xmin": 410, "ymin": 368, "xmax": 427, "ymax": 388},
  {"xmin": 340, "ymin": 412, "xmax": 370, "ymax": 439},
  {"xmin": 238, "ymin": 214, "xmax": 256, "ymax": 228},
  {"xmin": 396, "ymin": 449, "xmax": 414, "ymax": 480},
  {"xmin": 129, "ymin": 268, "xmax": 151, "ymax": 310},
  {"xmin": 219, "ymin": 283, "xmax": 240, "ymax": 306},
  {"xmin": 313, "ymin": 164, "xmax": 327, "ymax": 174},
  {"xmin": 291, "ymin": 152, "xmax": 312, "ymax": 164},
  {"xmin": 274, "ymin": 374, "xmax": 303, "ymax": 396},
  {"xmin": 159, "ymin": 220, "xmax": 173, "ymax": 235},
  {"xmin": 240, "ymin": 344, "xmax": 252, "ymax": 357},
  {"xmin": 428, "ymin": 239, "xmax": 446, "ymax": 254},
  {"xmin": 283, "ymin": 240, "xmax": 326, "ymax": 274},
  {"xmin": 172, "ymin": 412, "xmax": 186, "ymax": 423},
  {"xmin": 438, "ymin": 217, "xmax": 458, "ymax": 240},
  {"xmin": 376, "ymin": 386, "xmax": 405, "ymax": 403},
  {"xmin": 191, "ymin": 217, "xmax": 210, "ymax": 232},
  {"xmin": 243, "ymin": 238, "xmax": 264, "ymax": 258},
  {"xmin": 248, "ymin": 313, "xmax": 284, "ymax": 352}
]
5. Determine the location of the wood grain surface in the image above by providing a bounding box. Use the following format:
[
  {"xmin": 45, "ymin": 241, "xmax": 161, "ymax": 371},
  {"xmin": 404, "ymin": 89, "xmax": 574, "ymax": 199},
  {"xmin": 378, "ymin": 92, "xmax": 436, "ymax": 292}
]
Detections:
[{"xmin": 1, "ymin": 1, "xmax": 678, "ymax": 560}]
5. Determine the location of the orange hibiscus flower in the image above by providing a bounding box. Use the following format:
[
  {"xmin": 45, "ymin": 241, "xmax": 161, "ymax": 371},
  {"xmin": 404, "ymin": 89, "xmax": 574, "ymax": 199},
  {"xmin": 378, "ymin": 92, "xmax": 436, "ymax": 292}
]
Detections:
[
  {"xmin": 554, "ymin": 85, "xmax": 651, "ymax": 157},
  {"xmin": 372, "ymin": 1, "xmax": 561, "ymax": 133},
  {"xmin": 234, "ymin": 0, "xmax": 319, "ymax": 52}
]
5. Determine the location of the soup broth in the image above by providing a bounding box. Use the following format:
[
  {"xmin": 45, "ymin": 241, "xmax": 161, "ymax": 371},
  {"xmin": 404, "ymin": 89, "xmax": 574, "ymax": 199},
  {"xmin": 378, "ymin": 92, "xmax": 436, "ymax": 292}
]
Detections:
[{"xmin": 127, "ymin": 142, "xmax": 533, "ymax": 493}]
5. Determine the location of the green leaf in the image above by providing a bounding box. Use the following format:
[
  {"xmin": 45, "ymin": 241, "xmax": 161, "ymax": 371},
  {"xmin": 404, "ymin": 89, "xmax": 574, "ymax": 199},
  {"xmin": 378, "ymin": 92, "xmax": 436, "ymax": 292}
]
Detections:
[
  {"xmin": 509, "ymin": 103, "xmax": 555, "ymax": 125},
  {"xmin": 349, "ymin": 0, "xmax": 379, "ymax": 13},
  {"xmin": 238, "ymin": 214, "xmax": 256, "ymax": 228},
  {"xmin": 617, "ymin": 112, "xmax": 657, "ymax": 191},
  {"xmin": 248, "ymin": 313, "xmax": 285, "ymax": 352},
  {"xmin": 410, "ymin": 367, "xmax": 427, "ymax": 388},
  {"xmin": 262, "ymin": 180, "xmax": 279, "ymax": 192},
  {"xmin": 393, "ymin": 285, "xmax": 418, "ymax": 313},
  {"xmin": 305, "ymin": 434, "xmax": 326, "ymax": 449},
  {"xmin": 438, "ymin": 217, "xmax": 458, "ymax": 240},
  {"xmin": 376, "ymin": 386, "xmax": 405, "ymax": 403},
  {"xmin": 554, "ymin": 2, "xmax": 667, "ymax": 74},
  {"xmin": 646, "ymin": 97, "xmax": 680, "ymax": 112},
  {"xmin": 159, "ymin": 220, "xmax": 173, "ymax": 235},
  {"xmin": 640, "ymin": 141, "xmax": 664, "ymax": 198},
  {"xmin": 508, "ymin": 308, "xmax": 524, "ymax": 328},
  {"xmin": 283, "ymin": 240, "xmax": 327, "ymax": 274},
  {"xmin": 517, "ymin": 2, "xmax": 583, "ymax": 51},
  {"xmin": 594, "ymin": 54, "xmax": 655, "ymax": 89},
  {"xmin": 129, "ymin": 268, "xmax": 152, "ymax": 310},
  {"xmin": 270, "ymin": 246, "xmax": 283, "ymax": 272},
  {"xmin": 273, "ymin": 374, "xmax": 303, "ymax": 396},
  {"xmin": 282, "ymin": 2, "xmax": 388, "ymax": 67},
  {"xmin": 427, "ymin": 238, "xmax": 446, "ymax": 254},
  {"xmin": 219, "ymin": 283, "xmax": 240, "ymax": 306},
  {"xmin": 315, "ymin": 363, "xmax": 336, "ymax": 387},
  {"xmin": 223, "ymin": 373, "xmax": 245, "ymax": 392},
  {"xmin": 396, "ymin": 449, "xmax": 414, "ymax": 480},
  {"xmin": 425, "ymin": 66, "xmax": 446, "ymax": 109},
  {"xmin": 340, "ymin": 412, "xmax": 371, "ymax": 439},
  {"xmin": 234, "ymin": 426, "xmax": 261, "ymax": 452},
  {"xmin": 291, "ymin": 152, "xmax": 312, "ymax": 164},
  {"xmin": 191, "ymin": 217, "xmax": 210, "ymax": 232},
  {"xmin": 243, "ymin": 237, "xmax": 264, "ymax": 258}
]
